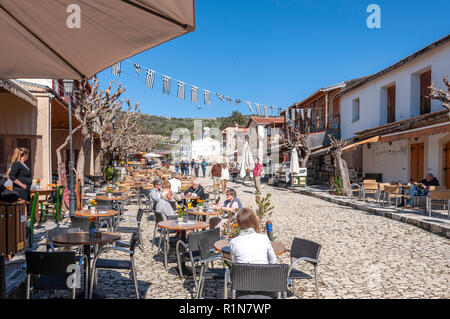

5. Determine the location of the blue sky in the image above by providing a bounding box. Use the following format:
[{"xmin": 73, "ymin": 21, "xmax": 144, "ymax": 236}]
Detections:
[{"xmin": 96, "ymin": 0, "xmax": 450, "ymax": 119}]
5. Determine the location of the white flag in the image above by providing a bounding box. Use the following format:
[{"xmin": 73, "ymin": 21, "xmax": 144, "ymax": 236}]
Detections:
[
  {"xmin": 246, "ymin": 101, "xmax": 254, "ymax": 113},
  {"xmin": 177, "ymin": 81, "xmax": 185, "ymax": 100},
  {"xmin": 191, "ymin": 86, "xmax": 199, "ymax": 103},
  {"xmin": 112, "ymin": 62, "xmax": 121, "ymax": 76},
  {"xmin": 255, "ymin": 103, "xmax": 261, "ymax": 116},
  {"xmin": 204, "ymin": 90, "xmax": 210, "ymax": 105},
  {"xmin": 145, "ymin": 69, "xmax": 155, "ymax": 89},
  {"xmin": 163, "ymin": 76, "xmax": 171, "ymax": 94}
]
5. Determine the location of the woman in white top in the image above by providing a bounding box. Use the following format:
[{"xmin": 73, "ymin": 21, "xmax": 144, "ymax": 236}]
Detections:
[
  {"xmin": 229, "ymin": 208, "xmax": 277, "ymax": 264},
  {"xmin": 221, "ymin": 163, "xmax": 230, "ymax": 195}
]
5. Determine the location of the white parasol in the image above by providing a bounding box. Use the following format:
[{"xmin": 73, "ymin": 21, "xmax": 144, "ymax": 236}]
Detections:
[
  {"xmin": 239, "ymin": 140, "xmax": 255, "ymax": 178},
  {"xmin": 290, "ymin": 147, "xmax": 300, "ymax": 174}
]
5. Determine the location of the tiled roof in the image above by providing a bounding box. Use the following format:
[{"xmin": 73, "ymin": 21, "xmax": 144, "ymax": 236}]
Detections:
[{"xmin": 248, "ymin": 117, "xmax": 285, "ymax": 126}]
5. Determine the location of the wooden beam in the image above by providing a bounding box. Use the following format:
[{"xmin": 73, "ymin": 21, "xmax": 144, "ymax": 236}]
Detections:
[
  {"xmin": 325, "ymin": 93, "xmax": 329, "ymax": 131},
  {"xmin": 380, "ymin": 123, "xmax": 450, "ymax": 143}
]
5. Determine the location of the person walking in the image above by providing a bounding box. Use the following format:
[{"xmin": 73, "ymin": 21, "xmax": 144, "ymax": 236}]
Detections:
[
  {"xmin": 194, "ymin": 160, "xmax": 200, "ymax": 178},
  {"xmin": 201, "ymin": 159, "xmax": 208, "ymax": 178},
  {"xmin": 174, "ymin": 161, "xmax": 180, "ymax": 174},
  {"xmin": 211, "ymin": 162, "xmax": 222, "ymax": 195},
  {"xmin": 180, "ymin": 160, "xmax": 186, "ymax": 176},
  {"xmin": 221, "ymin": 163, "xmax": 230, "ymax": 194},
  {"xmin": 253, "ymin": 159, "xmax": 263, "ymax": 194},
  {"xmin": 190, "ymin": 159, "xmax": 195, "ymax": 176},
  {"xmin": 185, "ymin": 160, "xmax": 190, "ymax": 176}
]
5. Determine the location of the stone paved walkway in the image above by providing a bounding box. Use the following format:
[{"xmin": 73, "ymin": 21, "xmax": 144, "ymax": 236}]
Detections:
[{"xmin": 24, "ymin": 174, "xmax": 450, "ymax": 299}]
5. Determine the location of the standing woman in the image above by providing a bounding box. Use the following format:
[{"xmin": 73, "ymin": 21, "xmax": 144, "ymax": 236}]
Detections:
[
  {"xmin": 7, "ymin": 148, "xmax": 33, "ymax": 218},
  {"xmin": 221, "ymin": 163, "xmax": 230, "ymax": 195}
]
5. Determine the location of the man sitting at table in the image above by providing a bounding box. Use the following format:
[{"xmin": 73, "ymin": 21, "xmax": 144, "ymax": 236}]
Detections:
[
  {"xmin": 149, "ymin": 179, "xmax": 162, "ymax": 210},
  {"xmin": 184, "ymin": 180, "xmax": 206, "ymax": 200},
  {"xmin": 406, "ymin": 174, "xmax": 440, "ymax": 207},
  {"xmin": 155, "ymin": 189, "xmax": 178, "ymax": 221}
]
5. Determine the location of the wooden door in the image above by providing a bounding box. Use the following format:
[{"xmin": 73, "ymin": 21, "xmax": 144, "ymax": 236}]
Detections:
[
  {"xmin": 445, "ymin": 142, "xmax": 450, "ymax": 189},
  {"xmin": 410, "ymin": 143, "xmax": 424, "ymax": 182},
  {"xmin": 420, "ymin": 70, "xmax": 431, "ymax": 115},
  {"xmin": 387, "ymin": 85, "xmax": 396, "ymax": 124}
]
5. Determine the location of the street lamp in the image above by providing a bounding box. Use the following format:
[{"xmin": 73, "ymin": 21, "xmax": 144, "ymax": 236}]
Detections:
[{"xmin": 63, "ymin": 79, "xmax": 76, "ymax": 216}]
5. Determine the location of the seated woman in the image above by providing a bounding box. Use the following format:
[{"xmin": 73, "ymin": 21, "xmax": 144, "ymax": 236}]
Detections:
[
  {"xmin": 214, "ymin": 188, "xmax": 242, "ymax": 215},
  {"xmin": 229, "ymin": 208, "xmax": 276, "ymax": 264}
]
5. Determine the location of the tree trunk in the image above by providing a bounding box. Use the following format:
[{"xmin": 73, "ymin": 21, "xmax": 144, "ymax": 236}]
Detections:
[
  {"xmin": 94, "ymin": 149, "xmax": 105, "ymax": 177},
  {"xmin": 331, "ymin": 148, "xmax": 352, "ymax": 198},
  {"xmin": 76, "ymin": 127, "xmax": 91, "ymax": 187},
  {"xmin": 56, "ymin": 125, "xmax": 81, "ymax": 183}
]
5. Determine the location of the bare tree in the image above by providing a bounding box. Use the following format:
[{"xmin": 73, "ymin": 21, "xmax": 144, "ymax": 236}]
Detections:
[
  {"xmin": 429, "ymin": 76, "xmax": 450, "ymax": 116},
  {"xmin": 281, "ymin": 126, "xmax": 311, "ymax": 168},
  {"xmin": 328, "ymin": 135, "xmax": 352, "ymax": 197}
]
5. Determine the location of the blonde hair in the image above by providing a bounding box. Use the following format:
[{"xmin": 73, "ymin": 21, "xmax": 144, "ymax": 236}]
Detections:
[
  {"xmin": 236, "ymin": 208, "xmax": 260, "ymax": 233},
  {"xmin": 6, "ymin": 147, "xmax": 29, "ymax": 175}
]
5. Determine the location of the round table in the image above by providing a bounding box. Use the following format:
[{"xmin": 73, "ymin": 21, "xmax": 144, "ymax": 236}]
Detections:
[
  {"xmin": 158, "ymin": 220, "xmax": 209, "ymax": 275},
  {"xmin": 95, "ymin": 195, "xmax": 127, "ymax": 201},
  {"xmin": 185, "ymin": 208, "xmax": 223, "ymax": 221},
  {"xmin": 74, "ymin": 209, "xmax": 119, "ymax": 232},
  {"xmin": 214, "ymin": 239, "xmax": 286, "ymax": 259},
  {"xmin": 51, "ymin": 231, "xmax": 121, "ymax": 298}
]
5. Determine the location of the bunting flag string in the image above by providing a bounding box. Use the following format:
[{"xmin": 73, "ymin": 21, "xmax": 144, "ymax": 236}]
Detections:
[
  {"xmin": 177, "ymin": 81, "xmax": 185, "ymax": 100},
  {"xmin": 246, "ymin": 101, "xmax": 254, "ymax": 113},
  {"xmin": 216, "ymin": 93, "xmax": 225, "ymax": 102},
  {"xmin": 163, "ymin": 76, "xmax": 171, "ymax": 94},
  {"xmin": 112, "ymin": 62, "xmax": 121, "ymax": 76},
  {"xmin": 191, "ymin": 86, "xmax": 199, "ymax": 103},
  {"xmin": 113, "ymin": 59, "xmax": 279, "ymax": 114},
  {"xmin": 204, "ymin": 89, "xmax": 211, "ymax": 105},
  {"xmin": 145, "ymin": 69, "xmax": 155, "ymax": 89}
]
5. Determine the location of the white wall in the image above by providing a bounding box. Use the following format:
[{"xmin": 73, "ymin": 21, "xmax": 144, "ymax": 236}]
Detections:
[
  {"xmin": 362, "ymin": 140, "xmax": 408, "ymax": 183},
  {"xmin": 341, "ymin": 41, "xmax": 450, "ymax": 139}
]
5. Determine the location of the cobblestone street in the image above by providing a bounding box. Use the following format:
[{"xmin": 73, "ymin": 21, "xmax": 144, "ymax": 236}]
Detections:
[{"xmin": 75, "ymin": 175, "xmax": 449, "ymax": 299}]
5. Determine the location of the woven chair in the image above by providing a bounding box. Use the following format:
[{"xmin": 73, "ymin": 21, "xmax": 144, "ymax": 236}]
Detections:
[
  {"xmin": 229, "ymin": 263, "xmax": 289, "ymax": 299},
  {"xmin": 287, "ymin": 237, "xmax": 321, "ymax": 298}
]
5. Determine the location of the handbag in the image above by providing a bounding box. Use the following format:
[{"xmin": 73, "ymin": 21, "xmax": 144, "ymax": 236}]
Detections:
[{"xmin": 0, "ymin": 176, "xmax": 20, "ymax": 203}]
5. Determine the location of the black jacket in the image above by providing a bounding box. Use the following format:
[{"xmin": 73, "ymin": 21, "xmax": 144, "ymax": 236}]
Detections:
[
  {"xmin": 8, "ymin": 161, "xmax": 32, "ymax": 201},
  {"xmin": 184, "ymin": 185, "xmax": 206, "ymax": 200}
]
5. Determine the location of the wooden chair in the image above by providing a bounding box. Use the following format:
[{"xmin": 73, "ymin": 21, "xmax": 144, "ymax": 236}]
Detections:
[
  {"xmin": 361, "ymin": 180, "xmax": 380, "ymax": 203},
  {"xmin": 39, "ymin": 185, "xmax": 65, "ymax": 223},
  {"xmin": 382, "ymin": 185, "xmax": 403, "ymax": 207},
  {"xmin": 426, "ymin": 190, "xmax": 450, "ymax": 218}
]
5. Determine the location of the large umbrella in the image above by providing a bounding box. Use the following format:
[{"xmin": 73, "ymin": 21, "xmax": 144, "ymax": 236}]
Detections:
[
  {"xmin": 0, "ymin": 0, "xmax": 195, "ymax": 79},
  {"xmin": 290, "ymin": 147, "xmax": 300, "ymax": 175},
  {"xmin": 240, "ymin": 140, "xmax": 255, "ymax": 179}
]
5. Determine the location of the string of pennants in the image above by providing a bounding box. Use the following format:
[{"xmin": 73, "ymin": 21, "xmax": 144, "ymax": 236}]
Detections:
[{"xmin": 111, "ymin": 60, "xmax": 279, "ymax": 117}]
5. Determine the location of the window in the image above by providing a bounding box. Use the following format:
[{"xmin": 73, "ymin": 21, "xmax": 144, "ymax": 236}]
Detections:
[
  {"xmin": 420, "ymin": 70, "xmax": 431, "ymax": 115},
  {"xmin": 352, "ymin": 98, "xmax": 360, "ymax": 122},
  {"xmin": 387, "ymin": 85, "xmax": 396, "ymax": 123}
]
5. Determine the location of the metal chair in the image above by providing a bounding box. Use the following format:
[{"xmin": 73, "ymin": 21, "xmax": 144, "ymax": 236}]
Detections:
[
  {"xmin": 25, "ymin": 251, "xmax": 80, "ymax": 299},
  {"xmin": 361, "ymin": 180, "xmax": 380, "ymax": 203},
  {"xmin": 382, "ymin": 185, "xmax": 403, "ymax": 207},
  {"xmin": 229, "ymin": 263, "xmax": 289, "ymax": 299},
  {"xmin": 89, "ymin": 232, "xmax": 140, "ymax": 299},
  {"xmin": 195, "ymin": 236, "xmax": 228, "ymax": 299},
  {"xmin": 287, "ymin": 237, "xmax": 321, "ymax": 298},
  {"xmin": 175, "ymin": 228, "xmax": 220, "ymax": 281},
  {"xmin": 115, "ymin": 208, "xmax": 146, "ymax": 250},
  {"xmin": 153, "ymin": 210, "xmax": 180, "ymax": 269},
  {"xmin": 426, "ymin": 190, "xmax": 450, "ymax": 218}
]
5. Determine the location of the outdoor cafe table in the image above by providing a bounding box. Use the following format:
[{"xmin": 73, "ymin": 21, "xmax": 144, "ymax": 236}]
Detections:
[
  {"xmin": 157, "ymin": 220, "xmax": 209, "ymax": 275},
  {"xmin": 185, "ymin": 208, "xmax": 223, "ymax": 221},
  {"xmin": 51, "ymin": 231, "xmax": 121, "ymax": 298},
  {"xmin": 74, "ymin": 209, "xmax": 119, "ymax": 232},
  {"xmin": 214, "ymin": 239, "xmax": 287, "ymax": 260}
]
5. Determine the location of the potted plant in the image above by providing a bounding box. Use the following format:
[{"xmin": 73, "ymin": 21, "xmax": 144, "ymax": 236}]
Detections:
[
  {"xmin": 35, "ymin": 178, "xmax": 41, "ymax": 191},
  {"xmin": 107, "ymin": 187, "xmax": 113, "ymax": 198},
  {"xmin": 222, "ymin": 217, "xmax": 240, "ymax": 239},
  {"xmin": 177, "ymin": 205, "xmax": 185, "ymax": 224},
  {"xmin": 255, "ymin": 191, "xmax": 274, "ymax": 233},
  {"xmin": 89, "ymin": 217, "xmax": 97, "ymax": 237},
  {"xmin": 90, "ymin": 199, "xmax": 97, "ymax": 213}
]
